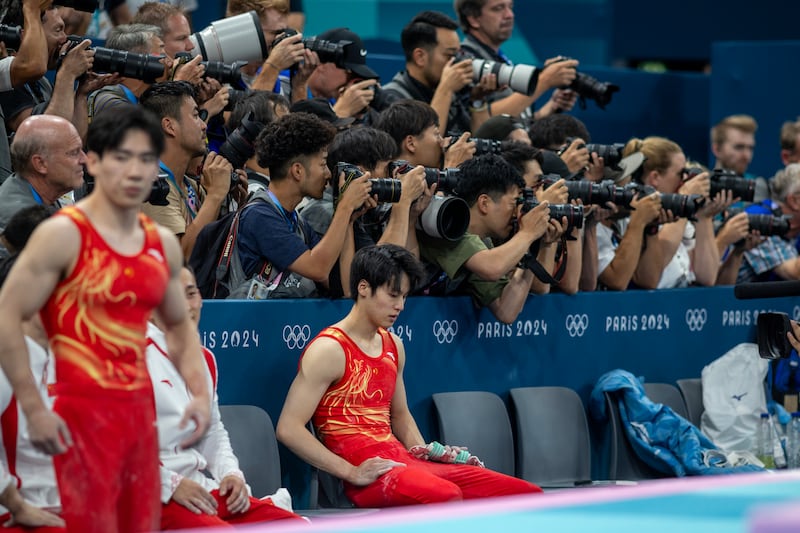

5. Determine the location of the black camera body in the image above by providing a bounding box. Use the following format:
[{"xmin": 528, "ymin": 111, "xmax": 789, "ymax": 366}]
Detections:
[
  {"xmin": 585, "ymin": 143, "xmax": 624, "ymax": 169},
  {"xmin": 555, "ymin": 58, "xmax": 619, "ymax": 110},
  {"xmin": 446, "ymin": 133, "xmax": 501, "ymax": 156},
  {"xmin": 519, "ymin": 187, "xmax": 584, "ymax": 233},
  {"xmin": 272, "ymin": 29, "xmax": 350, "ymax": 72},
  {"xmin": 541, "ymin": 174, "xmax": 638, "ymax": 208},
  {"xmin": 626, "ymin": 183, "xmax": 706, "ymax": 220},
  {"xmin": 0, "ymin": 24, "xmax": 21, "ymax": 50},
  {"xmin": 387, "ymin": 160, "xmax": 461, "ymax": 194},
  {"xmin": 335, "ymin": 162, "xmax": 401, "ymax": 204},
  {"xmin": 217, "ymin": 111, "xmax": 265, "ymax": 189},
  {"xmin": 174, "ymin": 52, "xmax": 247, "ymax": 87},
  {"xmin": 61, "ymin": 35, "xmax": 165, "ymax": 83},
  {"xmin": 686, "ymin": 167, "xmax": 756, "ymax": 202}
]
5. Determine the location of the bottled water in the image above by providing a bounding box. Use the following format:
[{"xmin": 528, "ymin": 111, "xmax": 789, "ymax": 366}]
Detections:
[{"xmin": 757, "ymin": 413, "xmax": 776, "ymax": 469}]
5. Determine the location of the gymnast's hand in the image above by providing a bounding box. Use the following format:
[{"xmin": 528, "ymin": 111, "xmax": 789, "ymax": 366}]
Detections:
[
  {"xmin": 27, "ymin": 409, "xmax": 72, "ymax": 455},
  {"xmin": 347, "ymin": 457, "xmax": 405, "ymax": 486}
]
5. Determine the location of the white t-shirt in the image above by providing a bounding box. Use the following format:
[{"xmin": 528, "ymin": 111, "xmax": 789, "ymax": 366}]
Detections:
[{"xmin": 597, "ymin": 218, "xmax": 696, "ymax": 289}]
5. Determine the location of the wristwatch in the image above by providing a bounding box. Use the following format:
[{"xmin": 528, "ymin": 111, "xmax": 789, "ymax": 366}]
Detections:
[{"xmin": 470, "ymin": 99, "xmax": 487, "ymax": 112}]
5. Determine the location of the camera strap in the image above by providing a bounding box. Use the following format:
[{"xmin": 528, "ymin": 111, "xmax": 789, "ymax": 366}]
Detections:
[{"xmin": 520, "ymin": 240, "xmax": 562, "ymax": 285}]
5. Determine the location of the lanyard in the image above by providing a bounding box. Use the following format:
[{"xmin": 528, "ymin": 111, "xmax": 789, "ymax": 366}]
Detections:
[
  {"xmin": 158, "ymin": 161, "xmax": 197, "ymax": 220},
  {"xmin": 28, "ymin": 183, "xmax": 43, "ymax": 205},
  {"xmin": 267, "ymin": 190, "xmax": 298, "ymax": 232},
  {"xmin": 120, "ymin": 85, "xmax": 138, "ymax": 104}
]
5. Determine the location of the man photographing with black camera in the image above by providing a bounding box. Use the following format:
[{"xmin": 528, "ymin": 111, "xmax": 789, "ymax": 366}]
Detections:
[
  {"xmin": 139, "ymin": 81, "xmax": 237, "ymax": 260},
  {"xmin": 454, "ymin": 0, "xmax": 579, "ymax": 122}
]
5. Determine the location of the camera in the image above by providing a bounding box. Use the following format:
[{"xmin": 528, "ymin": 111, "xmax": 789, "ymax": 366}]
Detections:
[
  {"xmin": 387, "ymin": 160, "xmax": 461, "ymax": 194},
  {"xmin": 554, "ymin": 58, "xmax": 619, "ymax": 110},
  {"xmin": 724, "ymin": 209, "xmax": 791, "ymax": 238},
  {"xmin": 217, "ymin": 111, "xmax": 264, "ymax": 189},
  {"xmin": 446, "ymin": 133, "xmax": 501, "ymax": 156},
  {"xmin": 585, "ymin": 143, "xmax": 624, "ymax": 169},
  {"xmin": 0, "ymin": 24, "xmax": 21, "ymax": 50},
  {"xmin": 273, "ymin": 28, "xmax": 351, "ymax": 72},
  {"xmin": 686, "ymin": 168, "xmax": 756, "ymax": 203},
  {"xmin": 454, "ymin": 49, "xmax": 539, "ymax": 96},
  {"xmin": 519, "ymin": 187, "xmax": 584, "ymax": 233},
  {"xmin": 383, "ymin": 160, "xmax": 469, "ymax": 241},
  {"xmin": 758, "ymin": 312, "xmax": 794, "ymax": 360},
  {"xmin": 541, "ymin": 174, "xmax": 637, "ymax": 208},
  {"xmin": 626, "ymin": 183, "xmax": 706, "ymax": 220},
  {"xmin": 81, "ymin": 170, "xmax": 169, "ymax": 205},
  {"xmin": 61, "ymin": 35, "xmax": 165, "ymax": 83},
  {"xmin": 335, "ymin": 162, "xmax": 402, "ymax": 204},
  {"xmin": 174, "ymin": 52, "xmax": 247, "ymax": 86},
  {"xmin": 189, "ymin": 11, "xmax": 267, "ymax": 64}
]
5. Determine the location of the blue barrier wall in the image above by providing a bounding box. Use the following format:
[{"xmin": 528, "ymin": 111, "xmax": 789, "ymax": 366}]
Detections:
[{"xmin": 199, "ymin": 287, "xmax": 799, "ymax": 500}]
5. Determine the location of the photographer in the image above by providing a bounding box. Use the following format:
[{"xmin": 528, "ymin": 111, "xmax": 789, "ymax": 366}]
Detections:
[
  {"xmin": 737, "ymin": 164, "xmax": 800, "ymax": 282},
  {"xmin": 225, "ymin": 90, "xmax": 290, "ymax": 194},
  {"xmin": 622, "ymin": 136, "xmax": 730, "ymax": 289},
  {"xmin": 500, "ymin": 141, "xmax": 587, "ymax": 295},
  {"xmin": 417, "ymin": 153, "xmax": 550, "ymax": 324},
  {"xmin": 299, "ymin": 126, "xmax": 427, "ymax": 297},
  {"xmin": 2, "ymin": 5, "xmax": 116, "ymax": 143},
  {"xmin": 233, "ymin": 112, "xmax": 372, "ymax": 298},
  {"xmin": 715, "ymin": 210, "xmax": 762, "ymax": 285},
  {"xmin": 139, "ymin": 81, "xmax": 237, "ymax": 259},
  {"xmin": 374, "ymin": 99, "xmax": 475, "ymax": 171},
  {"xmin": 226, "ymin": 0, "xmax": 313, "ymax": 99},
  {"xmin": 0, "ymin": 0, "xmax": 52, "ymax": 178},
  {"xmin": 711, "ymin": 115, "xmax": 766, "ymax": 203},
  {"xmin": 382, "ymin": 11, "xmax": 495, "ymax": 135},
  {"xmin": 528, "ymin": 114, "xmax": 605, "ymax": 180},
  {"xmin": 87, "ymin": 23, "xmax": 169, "ymax": 121},
  {"xmin": 454, "ymin": 0, "xmax": 579, "ymax": 122}
]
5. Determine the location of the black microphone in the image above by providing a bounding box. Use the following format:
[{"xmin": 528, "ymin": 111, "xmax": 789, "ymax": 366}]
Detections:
[{"xmin": 733, "ymin": 280, "xmax": 800, "ymax": 300}]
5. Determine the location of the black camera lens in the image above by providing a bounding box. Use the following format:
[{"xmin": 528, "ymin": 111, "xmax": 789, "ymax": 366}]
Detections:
[
  {"xmin": 368, "ymin": 179, "xmax": 402, "ymax": 203},
  {"xmin": 203, "ymin": 60, "xmax": 247, "ymax": 86},
  {"xmin": 659, "ymin": 193, "xmax": 706, "ymax": 219},
  {"xmin": 92, "ymin": 46, "xmax": 165, "ymax": 83},
  {"xmin": 423, "ymin": 168, "xmax": 460, "ymax": 193},
  {"xmin": 0, "ymin": 24, "xmax": 22, "ymax": 50},
  {"xmin": 519, "ymin": 187, "xmax": 584, "ymax": 233},
  {"xmin": 218, "ymin": 111, "xmax": 265, "ymax": 173},
  {"xmin": 585, "ymin": 143, "xmax": 624, "ymax": 168},
  {"xmin": 709, "ymin": 169, "xmax": 756, "ymax": 202},
  {"xmin": 747, "ymin": 214, "xmax": 791, "ymax": 237},
  {"xmin": 568, "ymin": 71, "xmax": 619, "ymax": 110},
  {"xmin": 542, "ymin": 175, "xmax": 636, "ymax": 208}
]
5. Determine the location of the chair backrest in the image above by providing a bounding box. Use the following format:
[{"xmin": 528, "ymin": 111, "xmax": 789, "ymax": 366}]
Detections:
[
  {"xmin": 676, "ymin": 378, "xmax": 704, "ymax": 428},
  {"xmin": 643, "ymin": 382, "xmax": 689, "ymax": 420},
  {"xmin": 306, "ymin": 422, "xmax": 356, "ymax": 509},
  {"xmin": 509, "ymin": 387, "xmax": 591, "ymax": 486},
  {"xmin": 219, "ymin": 404, "xmax": 281, "ymax": 498},
  {"xmin": 602, "ymin": 391, "xmax": 665, "ymax": 481},
  {"xmin": 431, "ymin": 391, "xmax": 515, "ymax": 476}
]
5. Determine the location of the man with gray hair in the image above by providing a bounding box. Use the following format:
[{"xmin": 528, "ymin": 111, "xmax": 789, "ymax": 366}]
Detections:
[
  {"xmin": 0, "ymin": 115, "xmax": 86, "ymax": 254},
  {"xmin": 87, "ymin": 23, "xmax": 168, "ymax": 121},
  {"xmin": 737, "ymin": 163, "xmax": 800, "ymax": 282}
]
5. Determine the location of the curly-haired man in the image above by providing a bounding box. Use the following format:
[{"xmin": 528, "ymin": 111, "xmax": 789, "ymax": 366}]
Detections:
[{"xmin": 233, "ymin": 112, "xmax": 373, "ymax": 298}]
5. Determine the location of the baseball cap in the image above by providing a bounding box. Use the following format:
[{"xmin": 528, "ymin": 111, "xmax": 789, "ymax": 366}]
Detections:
[
  {"xmin": 473, "ymin": 114, "xmax": 526, "ymax": 141},
  {"xmin": 317, "ymin": 27, "xmax": 379, "ymax": 80},
  {"xmin": 290, "ymin": 98, "xmax": 355, "ymax": 129},
  {"xmin": 540, "ymin": 150, "xmax": 571, "ymax": 180},
  {"xmin": 604, "ymin": 152, "xmax": 645, "ymax": 183}
]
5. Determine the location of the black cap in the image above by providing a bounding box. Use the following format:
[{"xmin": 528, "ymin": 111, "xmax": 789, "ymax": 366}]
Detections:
[
  {"xmin": 540, "ymin": 150, "xmax": 571, "ymax": 179},
  {"xmin": 317, "ymin": 27, "xmax": 379, "ymax": 80},
  {"xmin": 290, "ymin": 98, "xmax": 355, "ymax": 129}
]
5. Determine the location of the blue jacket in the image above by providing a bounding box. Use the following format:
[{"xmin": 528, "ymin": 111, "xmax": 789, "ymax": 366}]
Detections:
[{"xmin": 590, "ymin": 369, "xmax": 763, "ymax": 476}]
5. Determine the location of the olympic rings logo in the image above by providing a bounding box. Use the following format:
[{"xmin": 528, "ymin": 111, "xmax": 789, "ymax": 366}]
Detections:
[
  {"xmin": 685, "ymin": 309, "xmax": 707, "ymax": 332},
  {"xmin": 282, "ymin": 324, "xmax": 311, "ymax": 350},
  {"xmin": 565, "ymin": 314, "xmax": 589, "ymax": 337},
  {"xmin": 432, "ymin": 320, "xmax": 458, "ymax": 344}
]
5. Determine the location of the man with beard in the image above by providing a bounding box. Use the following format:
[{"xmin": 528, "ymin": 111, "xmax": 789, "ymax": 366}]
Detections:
[{"xmin": 139, "ymin": 81, "xmax": 233, "ymax": 259}]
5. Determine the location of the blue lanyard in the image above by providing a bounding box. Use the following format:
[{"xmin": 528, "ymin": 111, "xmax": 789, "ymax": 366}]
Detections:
[
  {"xmin": 267, "ymin": 190, "xmax": 298, "ymax": 232},
  {"xmin": 120, "ymin": 84, "xmax": 138, "ymax": 104},
  {"xmin": 158, "ymin": 161, "xmax": 197, "ymax": 220},
  {"xmin": 28, "ymin": 183, "xmax": 43, "ymax": 205}
]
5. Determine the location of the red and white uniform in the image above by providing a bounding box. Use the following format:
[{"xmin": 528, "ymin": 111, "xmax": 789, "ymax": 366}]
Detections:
[
  {"xmin": 145, "ymin": 323, "xmax": 243, "ymax": 500},
  {"xmin": 0, "ymin": 337, "xmax": 65, "ymax": 533},
  {"xmin": 146, "ymin": 324, "xmax": 301, "ymax": 529}
]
